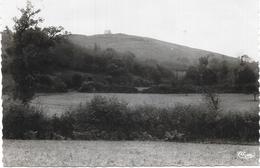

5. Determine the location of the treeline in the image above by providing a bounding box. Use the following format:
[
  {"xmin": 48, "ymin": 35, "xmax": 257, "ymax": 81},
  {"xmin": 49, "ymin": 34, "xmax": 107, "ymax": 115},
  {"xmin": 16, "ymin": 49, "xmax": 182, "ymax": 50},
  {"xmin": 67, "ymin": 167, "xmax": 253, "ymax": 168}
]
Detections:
[
  {"xmin": 183, "ymin": 56, "xmax": 259, "ymax": 93},
  {"xmin": 130, "ymin": 55, "xmax": 259, "ymax": 94}
]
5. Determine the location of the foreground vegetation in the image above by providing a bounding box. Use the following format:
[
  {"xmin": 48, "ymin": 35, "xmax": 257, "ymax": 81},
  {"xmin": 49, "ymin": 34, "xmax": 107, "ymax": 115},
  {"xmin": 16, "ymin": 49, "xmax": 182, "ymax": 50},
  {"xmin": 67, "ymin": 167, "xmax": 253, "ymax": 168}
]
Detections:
[{"xmin": 3, "ymin": 96, "xmax": 258, "ymax": 143}]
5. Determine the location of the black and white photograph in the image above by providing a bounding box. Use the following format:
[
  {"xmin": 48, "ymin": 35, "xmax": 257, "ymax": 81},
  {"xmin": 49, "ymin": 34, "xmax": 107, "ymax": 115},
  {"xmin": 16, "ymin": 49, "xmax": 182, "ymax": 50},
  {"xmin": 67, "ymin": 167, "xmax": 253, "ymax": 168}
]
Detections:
[{"xmin": 0, "ymin": 0, "xmax": 259, "ymax": 166}]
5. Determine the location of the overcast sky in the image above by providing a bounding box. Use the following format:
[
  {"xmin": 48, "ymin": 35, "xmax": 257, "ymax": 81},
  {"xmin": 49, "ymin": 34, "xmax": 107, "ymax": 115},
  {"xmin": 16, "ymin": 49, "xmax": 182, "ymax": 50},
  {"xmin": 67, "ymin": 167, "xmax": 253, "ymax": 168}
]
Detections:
[{"xmin": 1, "ymin": 0, "xmax": 258, "ymax": 60}]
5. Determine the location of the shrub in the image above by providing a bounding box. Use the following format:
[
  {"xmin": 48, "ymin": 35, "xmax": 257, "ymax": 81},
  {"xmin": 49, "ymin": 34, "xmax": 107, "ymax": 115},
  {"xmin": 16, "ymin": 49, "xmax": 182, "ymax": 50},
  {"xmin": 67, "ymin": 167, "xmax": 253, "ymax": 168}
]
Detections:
[
  {"xmin": 3, "ymin": 101, "xmax": 49, "ymax": 139},
  {"xmin": 52, "ymin": 77, "xmax": 68, "ymax": 92},
  {"xmin": 64, "ymin": 97, "xmax": 259, "ymax": 142},
  {"xmin": 71, "ymin": 74, "xmax": 83, "ymax": 89},
  {"xmin": 215, "ymin": 112, "xmax": 259, "ymax": 141},
  {"xmin": 3, "ymin": 100, "xmax": 73, "ymax": 140},
  {"xmin": 74, "ymin": 96, "xmax": 128, "ymax": 132},
  {"xmin": 3, "ymin": 96, "xmax": 258, "ymax": 143},
  {"xmin": 201, "ymin": 88, "xmax": 221, "ymax": 120},
  {"xmin": 78, "ymin": 81, "xmax": 107, "ymax": 92},
  {"xmin": 50, "ymin": 112, "xmax": 74, "ymax": 139},
  {"xmin": 35, "ymin": 75, "xmax": 68, "ymax": 93}
]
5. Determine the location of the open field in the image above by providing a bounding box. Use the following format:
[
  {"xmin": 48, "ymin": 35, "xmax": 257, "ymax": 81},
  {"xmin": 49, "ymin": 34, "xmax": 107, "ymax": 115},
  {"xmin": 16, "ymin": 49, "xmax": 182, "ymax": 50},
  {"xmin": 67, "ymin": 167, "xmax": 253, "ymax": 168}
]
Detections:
[
  {"xmin": 31, "ymin": 92, "xmax": 259, "ymax": 116},
  {"xmin": 3, "ymin": 140, "xmax": 259, "ymax": 166}
]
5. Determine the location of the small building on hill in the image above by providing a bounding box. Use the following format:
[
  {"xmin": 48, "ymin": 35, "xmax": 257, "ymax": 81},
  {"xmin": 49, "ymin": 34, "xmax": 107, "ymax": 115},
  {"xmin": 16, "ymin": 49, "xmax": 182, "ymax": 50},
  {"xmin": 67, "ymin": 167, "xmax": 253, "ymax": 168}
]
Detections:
[{"xmin": 104, "ymin": 30, "xmax": 112, "ymax": 34}]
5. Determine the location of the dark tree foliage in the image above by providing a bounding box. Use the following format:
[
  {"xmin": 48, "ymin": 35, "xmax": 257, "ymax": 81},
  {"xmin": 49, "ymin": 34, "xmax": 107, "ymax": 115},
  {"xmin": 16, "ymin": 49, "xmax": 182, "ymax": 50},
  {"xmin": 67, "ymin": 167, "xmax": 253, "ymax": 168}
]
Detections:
[
  {"xmin": 48, "ymin": 39, "xmax": 176, "ymax": 86},
  {"xmin": 71, "ymin": 74, "xmax": 83, "ymax": 89},
  {"xmin": 184, "ymin": 55, "xmax": 258, "ymax": 93},
  {"xmin": 235, "ymin": 65, "xmax": 258, "ymax": 93},
  {"xmin": 197, "ymin": 56, "xmax": 217, "ymax": 85},
  {"xmin": 185, "ymin": 66, "xmax": 200, "ymax": 84},
  {"xmin": 10, "ymin": 1, "xmax": 65, "ymax": 103},
  {"xmin": 236, "ymin": 65, "xmax": 257, "ymax": 85},
  {"xmin": 201, "ymin": 69, "xmax": 217, "ymax": 85}
]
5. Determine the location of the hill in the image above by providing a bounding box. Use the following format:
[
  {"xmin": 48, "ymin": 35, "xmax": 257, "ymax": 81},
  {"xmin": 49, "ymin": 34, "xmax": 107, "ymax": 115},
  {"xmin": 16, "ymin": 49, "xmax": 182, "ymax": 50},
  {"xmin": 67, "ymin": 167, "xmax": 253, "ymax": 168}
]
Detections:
[
  {"xmin": 68, "ymin": 33, "xmax": 237, "ymax": 70},
  {"xmin": 3, "ymin": 30, "xmax": 257, "ymax": 95}
]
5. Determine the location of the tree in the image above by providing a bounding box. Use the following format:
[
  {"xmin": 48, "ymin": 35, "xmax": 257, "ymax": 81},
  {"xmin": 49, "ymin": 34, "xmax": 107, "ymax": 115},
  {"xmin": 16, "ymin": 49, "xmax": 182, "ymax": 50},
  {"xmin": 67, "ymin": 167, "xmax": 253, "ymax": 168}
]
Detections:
[
  {"xmin": 197, "ymin": 56, "xmax": 218, "ymax": 85},
  {"xmin": 219, "ymin": 60, "xmax": 229, "ymax": 82},
  {"xmin": 199, "ymin": 55, "xmax": 209, "ymax": 67},
  {"xmin": 201, "ymin": 69, "xmax": 217, "ymax": 85},
  {"xmin": 237, "ymin": 65, "xmax": 257, "ymax": 85},
  {"xmin": 185, "ymin": 66, "xmax": 200, "ymax": 84},
  {"xmin": 236, "ymin": 65, "xmax": 258, "ymax": 94},
  {"xmin": 71, "ymin": 74, "xmax": 83, "ymax": 89},
  {"xmin": 10, "ymin": 1, "xmax": 65, "ymax": 103}
]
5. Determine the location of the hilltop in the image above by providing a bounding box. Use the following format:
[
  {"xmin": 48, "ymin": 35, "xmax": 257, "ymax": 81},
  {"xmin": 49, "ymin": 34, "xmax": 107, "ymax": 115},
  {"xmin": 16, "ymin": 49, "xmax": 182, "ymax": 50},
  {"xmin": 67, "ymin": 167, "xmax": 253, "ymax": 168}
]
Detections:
[{"xmin": 68, "ymin": 33, "xmax": 237, "ymax": 70}]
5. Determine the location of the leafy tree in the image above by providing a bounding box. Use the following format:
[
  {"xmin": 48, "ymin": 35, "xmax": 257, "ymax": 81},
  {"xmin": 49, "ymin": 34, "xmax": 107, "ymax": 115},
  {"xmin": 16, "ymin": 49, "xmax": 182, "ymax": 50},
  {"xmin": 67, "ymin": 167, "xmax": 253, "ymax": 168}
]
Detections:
[
  {"xmin": 236, "ymin": 65, "xmax": 257, "ymax": 85},
  {"xmin": 185, "ymin": 66, "xmax": 200, "ymax": 84},
  {"xmin": 185, "ymin": 56, "xmax": 218, "ymax": 86},
  {"xmin": 198, "ymin": 55, "xmax": 209, "ymax": 67},
  {"xmin": 71, "ymin": 74, "xmax": 83, "ymax": 89},
  {"xmin": 219, "ymin": 60, "xmax": 229, "ymax": 82},
  {"xmin": 201, "ymin": 68, "xmax": 217, "ymax": 85},
  {"xmin": 10, "ymin": 1, "xmax": 65, "ymax": 103}
]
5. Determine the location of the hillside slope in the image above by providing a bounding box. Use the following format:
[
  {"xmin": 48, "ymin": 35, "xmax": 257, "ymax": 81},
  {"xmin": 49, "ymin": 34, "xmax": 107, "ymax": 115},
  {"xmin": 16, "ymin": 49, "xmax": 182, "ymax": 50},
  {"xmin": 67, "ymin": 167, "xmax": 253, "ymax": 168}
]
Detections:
[{"xmin": 68, "ymin": 33, "xmax": 237, "ymax": 70}]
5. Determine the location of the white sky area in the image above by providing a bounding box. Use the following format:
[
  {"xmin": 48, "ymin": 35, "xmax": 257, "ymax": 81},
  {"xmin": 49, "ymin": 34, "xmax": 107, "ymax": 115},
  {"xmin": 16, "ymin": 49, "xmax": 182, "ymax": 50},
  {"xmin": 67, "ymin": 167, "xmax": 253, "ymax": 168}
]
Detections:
[{"xmin": 0, "ymin": 0, "xmax": 259, "ymax": 60}]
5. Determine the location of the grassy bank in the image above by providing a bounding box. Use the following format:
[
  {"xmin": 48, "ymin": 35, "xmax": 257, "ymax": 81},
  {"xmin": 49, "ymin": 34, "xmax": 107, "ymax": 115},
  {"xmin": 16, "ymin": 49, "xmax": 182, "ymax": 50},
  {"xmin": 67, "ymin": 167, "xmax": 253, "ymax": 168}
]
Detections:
[{"xmin": 3, "ymin": 96, "xmax": 259, "ymax": 143}]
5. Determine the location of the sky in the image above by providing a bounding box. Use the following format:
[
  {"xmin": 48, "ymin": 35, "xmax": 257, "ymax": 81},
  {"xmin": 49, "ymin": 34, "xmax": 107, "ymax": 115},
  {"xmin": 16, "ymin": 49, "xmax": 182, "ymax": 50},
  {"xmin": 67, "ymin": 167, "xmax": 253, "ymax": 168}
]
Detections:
[{"xmin": 0, "ymin": 0, "xmax": 259, "ymax": 60}]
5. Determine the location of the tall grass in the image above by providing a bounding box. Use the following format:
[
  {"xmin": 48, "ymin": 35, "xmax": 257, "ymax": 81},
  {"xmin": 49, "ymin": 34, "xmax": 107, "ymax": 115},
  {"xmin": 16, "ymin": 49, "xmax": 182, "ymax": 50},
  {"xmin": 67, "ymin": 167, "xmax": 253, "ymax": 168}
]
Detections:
[{"xmin": 3, "ymin": 96, "xmax": 259, "ymax": 143}]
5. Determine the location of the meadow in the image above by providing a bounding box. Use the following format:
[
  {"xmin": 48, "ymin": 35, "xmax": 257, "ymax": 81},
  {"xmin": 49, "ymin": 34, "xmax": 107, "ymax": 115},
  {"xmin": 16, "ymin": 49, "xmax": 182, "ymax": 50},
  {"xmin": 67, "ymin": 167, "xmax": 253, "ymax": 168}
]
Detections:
[
  {"xmin": 31, "ymin": 92, "xmax": 259, "ymax": 117},
  {"xmin": 3, "ymin": 140, "xmax": 259, "ymax": 166}
]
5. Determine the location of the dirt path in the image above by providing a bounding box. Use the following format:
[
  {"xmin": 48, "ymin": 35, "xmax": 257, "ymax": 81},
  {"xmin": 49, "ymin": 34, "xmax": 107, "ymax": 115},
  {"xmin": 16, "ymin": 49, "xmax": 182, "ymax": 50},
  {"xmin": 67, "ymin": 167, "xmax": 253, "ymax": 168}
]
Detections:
[{"xmin": 3, "ymin": 140, "xmax": 259, "ymax": 166}]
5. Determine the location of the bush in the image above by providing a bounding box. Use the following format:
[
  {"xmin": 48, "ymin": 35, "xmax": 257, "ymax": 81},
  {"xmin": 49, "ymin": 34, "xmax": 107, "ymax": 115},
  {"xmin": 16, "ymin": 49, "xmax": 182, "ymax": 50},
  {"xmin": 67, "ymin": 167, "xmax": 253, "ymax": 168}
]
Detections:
[
  {"xmin": 35, "ymin": 75, "xmax": 68, "ymax": 93},
  {"xmin": 67, "ymin": 96, "xmax": 258, "ymax": 142},
  {"xmin": 78, "ymin": 81, "xmax": 107, "ymax": 92},
  {"xmin": 52, "ymin": 77, "xmax": 68, "ymax": 92},
  {"xmin": 73, "ymin": 96, "xmax": 128, "ymax": 132},
  {"xmin": 3, "ymin": 100, "xmax": 74, "ymax": 140},
  {"xmin": 50, "ymin": 112, "xmax": 74, "ymax": 139},
  {"xmin": 215, "ymin": 112, "xmax": 259, "ymax": 141},
  {"xmin": 3, "ymin": 96, "xmax": 259, "ymax": 143},
  {"xmin": 3, "ymin": 101, "xmax": 49, "ymax": 139},
  {"xmin": 71, "ymin": 74, "xmax": 83, "ymax": 89}
]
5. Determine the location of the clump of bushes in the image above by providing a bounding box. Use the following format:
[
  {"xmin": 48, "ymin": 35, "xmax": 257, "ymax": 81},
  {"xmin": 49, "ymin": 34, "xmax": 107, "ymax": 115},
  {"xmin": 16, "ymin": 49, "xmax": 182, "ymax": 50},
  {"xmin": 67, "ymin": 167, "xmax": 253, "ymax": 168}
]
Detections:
[
  {"xmin": 3, "ymin": 100, "xmax": 49, "ymax": 139},
  {"xmin": 78, "ymin": 81, "xmax": 107, "ymax": 92},
  {"xmin": 35, "ymin": 74, "xmax": 68, "ymax": 93},
  {"xmin": 3, "ymin": 100, "xmax": 73, "ymax": 139},
  {"xmin": 3, "ymin": 96, "xmax": 259, "ymax": 143}
]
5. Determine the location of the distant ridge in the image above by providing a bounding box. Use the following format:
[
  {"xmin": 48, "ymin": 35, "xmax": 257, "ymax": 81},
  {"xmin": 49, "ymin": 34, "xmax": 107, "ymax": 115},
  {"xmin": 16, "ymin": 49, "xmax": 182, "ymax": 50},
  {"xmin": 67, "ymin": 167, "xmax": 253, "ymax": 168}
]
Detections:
[{"xmin": 68, "ymin": 33, "xmax": 237, "ymax": 70}]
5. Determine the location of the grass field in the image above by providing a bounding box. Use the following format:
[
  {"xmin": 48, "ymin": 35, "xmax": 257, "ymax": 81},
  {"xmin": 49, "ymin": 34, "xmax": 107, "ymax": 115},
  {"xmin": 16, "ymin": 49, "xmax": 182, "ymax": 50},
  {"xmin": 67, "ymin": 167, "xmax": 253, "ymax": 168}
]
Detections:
[
  {"xmin": 3, "ymin": 140, "xmax": 259, "ymax": 166},
  {"xmin": 31, "ymin": 92, "xmax": 259, "ymax": 116}
]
